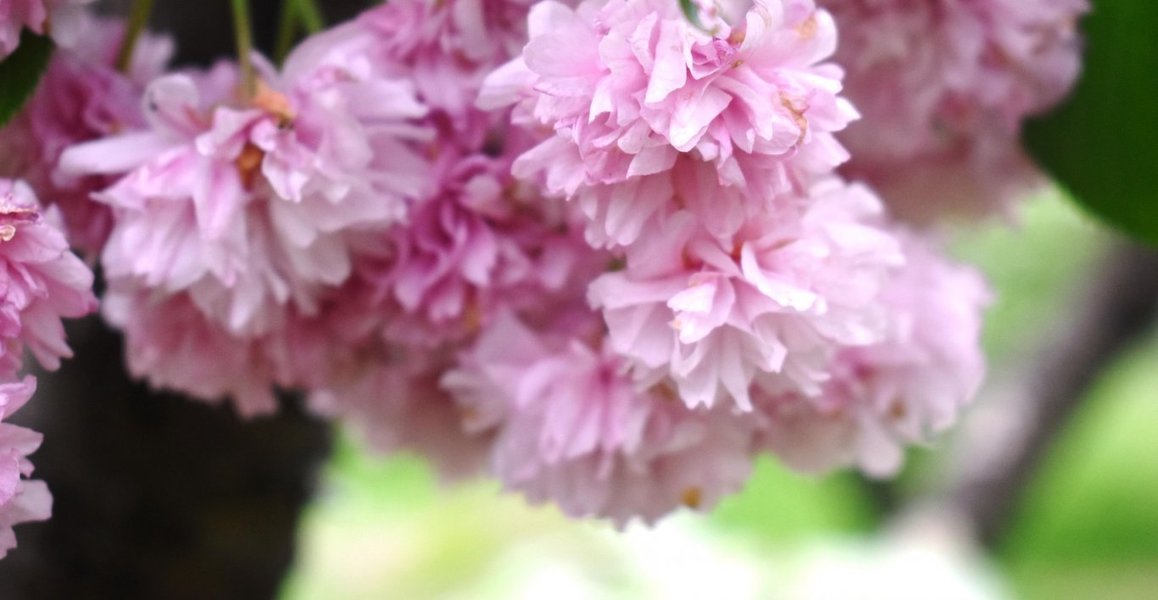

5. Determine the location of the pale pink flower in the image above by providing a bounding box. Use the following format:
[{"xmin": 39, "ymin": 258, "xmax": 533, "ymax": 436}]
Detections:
[
  {"xmin": 0, "ymin": 0, "xmax": 91, "ymax": 59},
  {"xmin": 60, "ymin": 52, "xmax": 430, "ymax": 336},
  {"xmin": 357, "ymin": 0, "xmax": 535, "ymax": 116},
  {"xmin": 100, "ymin": 288, "xmax": 285, "ymax": 415},
  {"xmin": 0, "ymin": 14, "xmax": 172, "ymax": 256},
  {"xmin": 589, "ymin": 178, "xmax": 902, "ymax": 411},
  {"xmin": 442, "ymin": 312, "xmax": 754, "ymax": 525},
  {"xmin": 480, "ymin": 0, "xmax": 857, "ymax": 245},
  {"xmin": 0, "ymin": 179, "xmax": 97, "ymax": 376},
  {"xmin": 349, "ymin": 145, "xmax": 604, "ymax": 347},
  {"xmin": 828, "ymin": 0, "xmax": 1088, "ymax": 223},
  {"xmin": 310, "ymin": 346, "xmax": 492, "ymax": 481},
  {"xmin": 0, "ymin": 376, "xmax": 51, "ymax": 559},
  {"xmin": 54, "ymin": 35, "xmax": 434, "ymax": 411},
  {"xmin": 756, "ymin": 233, "xmax": 990, "ymax": 476}
]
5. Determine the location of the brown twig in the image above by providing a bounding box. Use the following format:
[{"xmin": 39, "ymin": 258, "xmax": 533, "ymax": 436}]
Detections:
[{"xmin": 934, "ymin": 238, "xmax": 1158, "ymax": 548}]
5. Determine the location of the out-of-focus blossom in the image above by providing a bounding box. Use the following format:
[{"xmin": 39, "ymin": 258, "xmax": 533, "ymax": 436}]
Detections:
[
  {"xmin": 311, "ymin": 346, "xmax": 493, "ymax": 480},
  {"xmin": 589, "ymin": 180, "xmax": 902, "ymax": 411},
  {"xmin": 0, "ymin": 0, "xmax": 92, "ymax": 60},
  {"xmin": 100, "ymin": 288, "xmax": 288, "ymax": 415},
  {"xmin": 756, "ymin": 234, "xmax": 990, "ymax": 476},
  {"xmin": 443, "ymin": 312, "xmax": 755, "ymax": 526},
  {"xmin": 0, "ymin": 376, "xmax": 51, "ymax": 559},
  {"xmin": 828, "ymin": 0, "xmax": 1088, "ymax": 223},
  {"xmin": 357, "ymin": 0, "xmax": 535, "ymax": 116},
  {"xmin": 0, "ymin": 179, "xmax": 96, "ymax": 376},
  {"xmin": 0, "ymin": 13, "xmax": 172, "ymax": 256},
  {"xmin": 480, "ymin": 0, "xmax": 857, "ymax": 246}
]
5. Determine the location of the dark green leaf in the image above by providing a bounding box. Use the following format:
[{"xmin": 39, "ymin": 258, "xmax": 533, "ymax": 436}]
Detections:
[
  {"xmin": 1024, "ymin": 1, "xmax": 1158, "ymax": 246},
  {"xmin": 0, "ymin": 30, "xmax": 54, "ymax": 128}
]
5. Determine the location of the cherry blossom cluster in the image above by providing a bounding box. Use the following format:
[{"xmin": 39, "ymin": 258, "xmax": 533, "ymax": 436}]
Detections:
[
  {"xmin": 0, "ymin": 180, "xmax": 96, "ymax": 557},
  {"xmin": 0, "ymin": 0, "xmax": 1086, "ymax": 543}
]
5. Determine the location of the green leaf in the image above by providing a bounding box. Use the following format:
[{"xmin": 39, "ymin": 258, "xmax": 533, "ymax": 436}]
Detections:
[
  {"xmin": 0, "ymin": 30, "xmax": 54, "ymax": 128},
  {"xmin": 1024, "ymin": 1, "xmax": 1158, "ymax": 246}
]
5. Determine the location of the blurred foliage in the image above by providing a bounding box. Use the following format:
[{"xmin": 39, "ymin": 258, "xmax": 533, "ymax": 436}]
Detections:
[
  {"xmin": 1003, "ymin": 336, "xmax": 1158, "ymax": 598},
  {"xmin": 284, "ymin": 192, "xmax": 1158, "ymax": 599},
  {"xmin": 1025, "ymin": 0, "xmax": 1158, "ymax": 246}
]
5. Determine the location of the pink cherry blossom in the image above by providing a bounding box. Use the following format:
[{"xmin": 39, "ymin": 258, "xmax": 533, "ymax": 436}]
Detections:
[
  {"xmin": 51, "ymin": 29, "xmax": 435, "ymax": 412},
  {"xmin": 310, "ymin": 346, "xmax": 493, "ymax": 481},
  {"xmin": 442, "ymin": 312, "xmax": 754, "ymax": 525},
  {"xmin": 480, "ymin": 0, "xmax": 857, "ymax": 245},
  {"xmin": 356, "ymin": 0, "xmax": 535, "ymax": 116},
  {"xmin": 828, "ymin": 0, "xmax": 1088, "ymax": 223},
  {"xmin": 346, "ymin": 139, "xmax": 603, "ymax": 348},
  {"xmin": 0, "ymin": 0, "xmax": 91, "ymax": 60},
  {"xmin": 755, "ymin": 233, "xmax": 990, "ymax": 476},
  {"xmin": 0, "ymin": 376, "xmax": 51, "ymax": 559},
  {"xmin": 0, "ymin": 13, "xmax": 172, "ymax": 256},
  {"xmin": 589, "ymin": 178, "xmax": 902, "ymax": 411},
  {"xmin": 60, "ymin": 51, "xmax": 431, "ymax": 335},
  {"xmin": 101, "ymin": 288, "xmax": 286, "ymax": 416},
  {"xmin": 0, "ymin": 179, "xmax": 96, "ymax": 376}
]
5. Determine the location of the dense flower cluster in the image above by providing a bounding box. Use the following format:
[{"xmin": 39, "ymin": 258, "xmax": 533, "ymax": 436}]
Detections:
[{"xmin": 0, "ymin": 0, "xmax": 1088, "ymax": 551}]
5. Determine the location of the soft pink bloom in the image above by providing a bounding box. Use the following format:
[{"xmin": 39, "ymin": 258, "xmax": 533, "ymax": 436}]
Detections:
[
  {"xmin": 589, "ymin": 178, "xmax": 902, "ymax": 411},
  {"xmin": 0, "ymin": 14, "xmax": 172, "ymax": 256},
  {"xmin": 0, "ymin": 0, "xmax": 91, "ymax": 59},
  {"xmin": 346, "ymin": 144, "xmax": 604, "ymax": 347},
  {"xmin": 310, "ymin": 347, "xmax": 492, "ymax": 481},
  {"xmin": 53, "ymin": 32, "xmax": 434, "ymax": 411},
  {"xmin": 0, "ymin": 376, "xmax": 51, "ymax": 559},
  {"xmin": 357, "ymin": 0, "xmax": 535, "ymax": 116},
  {"xmin": 0, "ymin": 180, "xmax": 96, "ymax": 376},
  {"xmin": 286, "ymin": 8, "xmax": 608, "ymax": 350},
  {"xmin": 480, "ymin": 0, "xmax": 857, "ymax": 245},
  {"xmin": 828, "ymin": 0, "xmax": 1088, "ymax": 223},
  {"xmin": 101, "ymin": 288, "xmax": 286, "ymax": 415},
  {"xmin": 60, "ymin": 49, "xmax": 431, "ymax": 334},
  {"xmin": 755, "ymin": 233, "xmax": 990, "ymax": 476},
  {"xmin": 442, "ymin": 312, "xmax": 754, "ymax": 525}
]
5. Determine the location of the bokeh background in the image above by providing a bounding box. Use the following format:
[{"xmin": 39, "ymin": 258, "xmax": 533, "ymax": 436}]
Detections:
[{"xmin": 280, "ymin": 189, "xmax": 1158, "ymax": 599}]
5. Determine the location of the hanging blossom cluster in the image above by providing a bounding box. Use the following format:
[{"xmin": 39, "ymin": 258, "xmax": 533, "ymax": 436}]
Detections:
[{"xmin": 0, "ymin": 0, "xmax": 1086, "ymax": 550}]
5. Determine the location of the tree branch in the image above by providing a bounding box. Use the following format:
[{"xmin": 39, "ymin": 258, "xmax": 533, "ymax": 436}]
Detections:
[{"xmin": 933, "ymin": 239, "xmax": 1158, "ymax": 548}]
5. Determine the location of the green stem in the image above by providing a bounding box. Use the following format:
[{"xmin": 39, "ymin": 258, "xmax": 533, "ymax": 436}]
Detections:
[
  {"xmin": 274, "ymin": 0, "xmax": 326, "ymax": 66},
  {"xmin": 293, "ymin": 0, "xmax": 325, "ymax": 34},
  {"xmin": 231, "ymin": 0, "xmax": 257, "ymax": 98},
  {"xmin": 274, "ymin": 0, "xmax": 299, "ymax": 65},
  {"xmin": 115, "ymin": 0, "xmax": 155, "ymax": 73}
]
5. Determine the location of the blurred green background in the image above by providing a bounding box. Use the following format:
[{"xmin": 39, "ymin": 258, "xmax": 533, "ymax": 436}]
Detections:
[{"xmin": 281, "ymin": 191, "xmax": 1158, "ymax": 599}]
